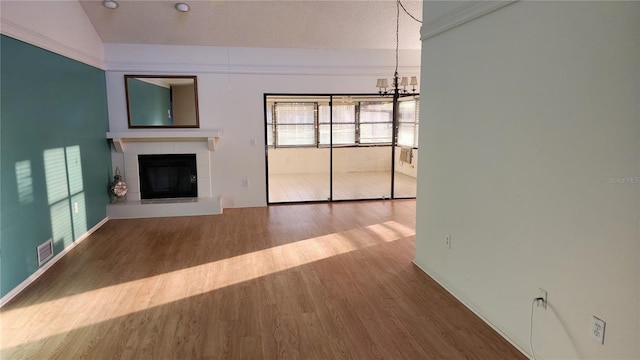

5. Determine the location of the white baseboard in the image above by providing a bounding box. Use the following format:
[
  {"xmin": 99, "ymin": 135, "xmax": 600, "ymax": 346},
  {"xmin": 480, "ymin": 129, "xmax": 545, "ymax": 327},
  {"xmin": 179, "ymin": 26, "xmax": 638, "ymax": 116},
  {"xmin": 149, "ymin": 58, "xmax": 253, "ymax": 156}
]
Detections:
[
  {"xmin": 0, "ymin": 217, "xmax": 109, "ymax": 308},
  {"xmin": 411, "ymin": 258, "xmax": 532, "ymax": 360}
]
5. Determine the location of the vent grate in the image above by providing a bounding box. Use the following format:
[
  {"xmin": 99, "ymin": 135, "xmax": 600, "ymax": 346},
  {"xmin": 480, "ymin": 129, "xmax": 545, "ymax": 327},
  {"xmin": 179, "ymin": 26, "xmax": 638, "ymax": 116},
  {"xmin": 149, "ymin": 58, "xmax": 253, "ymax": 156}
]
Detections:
[{"xmin": 37, "ymin": 239, "xmax": 53, "ymax": 266}]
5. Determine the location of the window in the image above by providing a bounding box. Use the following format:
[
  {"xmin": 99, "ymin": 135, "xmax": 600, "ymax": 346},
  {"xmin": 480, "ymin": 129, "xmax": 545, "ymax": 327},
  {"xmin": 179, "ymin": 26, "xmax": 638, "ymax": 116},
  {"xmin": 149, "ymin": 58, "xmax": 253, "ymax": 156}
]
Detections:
[
  {"xmin": 397, "ymin": 99, "xmax": 420, "ymax": 148},
  {"xmin": 273, "ymin": 102, "xmax": 316, "ymax": 147},
  {"xmin": 266, "ymin": 96, "xmax": 419, "ymax": 148},
  {"xmin": 319, "ymin": 104, "xmax": 356, "ymax": 145},
  {"xmin": 266, "ymin": 103, "xmax": 274, "ymax": 147},
  {"xmin": 359, "ymin": 102, "xmax": 393, "ymax": 144}
]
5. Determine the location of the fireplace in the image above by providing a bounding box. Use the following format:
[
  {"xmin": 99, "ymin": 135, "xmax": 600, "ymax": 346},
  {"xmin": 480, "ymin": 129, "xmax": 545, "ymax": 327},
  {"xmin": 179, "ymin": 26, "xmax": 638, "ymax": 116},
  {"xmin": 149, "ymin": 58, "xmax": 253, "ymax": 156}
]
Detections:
[
  {"xmin": 106, "ymin": 132, "xmax": 223, "ymax": 218},
  {"xmin": 138, "ymin": 154, "xmax": 197, "ymax": 199}
]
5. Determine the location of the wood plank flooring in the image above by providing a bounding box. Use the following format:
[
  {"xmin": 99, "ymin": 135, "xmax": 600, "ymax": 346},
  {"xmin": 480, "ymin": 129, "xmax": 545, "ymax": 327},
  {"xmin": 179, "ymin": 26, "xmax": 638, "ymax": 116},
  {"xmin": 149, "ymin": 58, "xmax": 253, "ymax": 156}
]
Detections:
[{"xmin": 0, "ymin": 200, "xmax": 526, "ymax": 359}]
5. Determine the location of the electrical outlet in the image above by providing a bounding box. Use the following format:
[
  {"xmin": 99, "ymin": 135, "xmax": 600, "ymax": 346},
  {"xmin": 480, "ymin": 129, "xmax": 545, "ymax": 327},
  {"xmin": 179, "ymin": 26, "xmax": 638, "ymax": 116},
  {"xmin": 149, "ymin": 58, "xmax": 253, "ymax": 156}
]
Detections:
[
  {"xmin": 242, "ymin": 177, "xmax": 250, "ymax": 188},
  {"xmin": 591, "ymin": 316, "xmax": 606, "ymax": 344},
  {"xmin": 537, "ymin": 288, "xmax": 547, "ymax": 309},
  {"xmin": 445, "ymin": 234, "xmax": 451, "ymax": 249}
]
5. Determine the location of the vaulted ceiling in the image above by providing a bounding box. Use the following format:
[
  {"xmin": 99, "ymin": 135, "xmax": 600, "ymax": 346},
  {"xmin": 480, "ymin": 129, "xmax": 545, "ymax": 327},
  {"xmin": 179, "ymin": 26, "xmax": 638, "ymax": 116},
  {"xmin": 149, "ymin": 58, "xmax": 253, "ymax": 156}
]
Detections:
[{"xmin": 78, "ymin": 0, "xmax": 455, "ymax": 50}]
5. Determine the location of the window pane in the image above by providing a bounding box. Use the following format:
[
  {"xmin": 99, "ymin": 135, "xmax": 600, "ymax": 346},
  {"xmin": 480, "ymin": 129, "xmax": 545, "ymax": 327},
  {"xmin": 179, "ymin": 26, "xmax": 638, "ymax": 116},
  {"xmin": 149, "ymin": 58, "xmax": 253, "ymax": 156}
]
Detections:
[
  {"xmin": 360, "ymin": 102, "xmax": 393, "ymax": 144},
  {"xmin": 333, "ymin": 105, "xmax": 356, "ymax": 124},
  {"xmin": 276, "ymin": 125, "xmax": 315, "ymax": 146},
  {"xmin": 266, "ymin": 103, "xmax": 273, "ymax": 146},
  {"xmin": 319, "ymin": 105, "xmax": 330, "ymax": 124},
  {"xmin": 320, "ymin": 124, "xmax": 355, "ymax": 145},
  {"xmin": 275, "ymin": 103, "xmax": 315, "ymax": 124},
  {"xmin": 397, "ymin": 123, "xmax": 415, "ymax": 147},
  {"xmin": 360, "ymin": 102, "xmax": 393, "ymax": 123},
  {"xmin": 360, "ymin": 123, "xmax": 392, "ymax": 143},
  {"xmin": 398, "ymin": 100, "xmax": 417, "ymax": 147},
  {"xmin": 399, "ymin": 101, "xmax": 415, "ymax": 122},
  {"xmin": 334, "ymin": 105, "xmax": 356, "ymax": 144},
  {"xmin": 318, "ymin": 104, "xmax": 356, "ymax": 145},
  {"xmin": 319, "ymin": 104, "xmax": 356, "ymax": 124},
  {"xmin": 274, "ymin": 102, "xmax": 315, "ymax": 146}
]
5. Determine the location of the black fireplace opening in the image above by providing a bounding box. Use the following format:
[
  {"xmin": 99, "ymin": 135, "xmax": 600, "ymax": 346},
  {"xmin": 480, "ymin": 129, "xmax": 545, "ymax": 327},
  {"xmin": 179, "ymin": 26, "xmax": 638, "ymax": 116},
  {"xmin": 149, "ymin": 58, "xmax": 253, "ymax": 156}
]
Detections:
[{"xmin": 138, "ymin": 154, "xmax": 197, "ymax": 199}]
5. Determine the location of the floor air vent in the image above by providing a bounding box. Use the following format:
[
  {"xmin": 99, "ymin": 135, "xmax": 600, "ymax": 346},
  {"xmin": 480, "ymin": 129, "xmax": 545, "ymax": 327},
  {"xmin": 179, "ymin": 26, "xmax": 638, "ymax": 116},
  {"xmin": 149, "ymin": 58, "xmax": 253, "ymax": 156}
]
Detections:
[{"xmin": 37, "ymin": 239, "xmax": 53, "ymax": 266}]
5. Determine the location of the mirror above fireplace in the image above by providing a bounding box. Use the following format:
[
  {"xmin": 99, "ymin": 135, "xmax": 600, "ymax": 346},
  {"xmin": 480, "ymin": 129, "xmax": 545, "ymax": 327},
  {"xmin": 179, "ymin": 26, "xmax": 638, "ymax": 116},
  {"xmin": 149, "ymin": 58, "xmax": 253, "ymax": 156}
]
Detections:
[{"xmin": 125, "ymin": 75, "xmax": 199, "ymax": 128}]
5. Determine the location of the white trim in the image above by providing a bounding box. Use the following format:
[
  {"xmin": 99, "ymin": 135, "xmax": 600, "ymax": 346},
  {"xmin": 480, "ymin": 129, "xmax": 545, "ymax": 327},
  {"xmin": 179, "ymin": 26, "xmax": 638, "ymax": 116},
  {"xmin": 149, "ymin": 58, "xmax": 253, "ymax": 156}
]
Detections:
[
  {"xmin": 0, "ymin": 19, "xmax": 104, "ymax": 69},
  {"xmin": 411, "ymin": 258, "xmax": 531, "ymax": 360},
  {"xmin": 0, "ymin": 217, "xmax": 109, "ymax": 308},
  {"xmin": 105, "ymin": 61, "xmax": 420, "ymax": 77},
  {"xmin": 420, "ymin": 1, "xmax": 517, "ymax": 41}
]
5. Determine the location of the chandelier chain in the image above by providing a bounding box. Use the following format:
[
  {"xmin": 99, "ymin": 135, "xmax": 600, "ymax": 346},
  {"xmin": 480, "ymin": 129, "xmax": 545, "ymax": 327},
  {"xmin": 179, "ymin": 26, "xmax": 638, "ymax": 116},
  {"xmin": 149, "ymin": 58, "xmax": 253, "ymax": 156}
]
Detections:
[
  {"xmin": 395, "ymin": 0, "xmax": 400, "ymax": 76},
  {"xmin": 395, "ymin": 0, "xmax": 422, "ymax": 76},
  {"xmin": 377, "ymin": 0, "xmax": 420, "ymax": 96}
]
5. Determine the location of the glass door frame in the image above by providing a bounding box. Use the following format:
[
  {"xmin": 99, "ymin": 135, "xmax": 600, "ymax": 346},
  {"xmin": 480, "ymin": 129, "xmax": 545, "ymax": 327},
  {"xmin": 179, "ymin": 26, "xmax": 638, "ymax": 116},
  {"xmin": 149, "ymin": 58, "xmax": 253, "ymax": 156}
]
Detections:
[{"xmin": 264, "ymin": 93, "xmax": 419, "ymax": 205}]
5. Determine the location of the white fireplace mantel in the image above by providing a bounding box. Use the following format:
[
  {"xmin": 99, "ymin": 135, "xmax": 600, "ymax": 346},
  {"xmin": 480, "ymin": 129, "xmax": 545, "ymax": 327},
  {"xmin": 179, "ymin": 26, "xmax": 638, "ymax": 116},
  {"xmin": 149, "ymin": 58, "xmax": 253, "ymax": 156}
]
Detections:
[{"xmin": 106, "ymin": 130, "xmax": 223, "ymax": 153}]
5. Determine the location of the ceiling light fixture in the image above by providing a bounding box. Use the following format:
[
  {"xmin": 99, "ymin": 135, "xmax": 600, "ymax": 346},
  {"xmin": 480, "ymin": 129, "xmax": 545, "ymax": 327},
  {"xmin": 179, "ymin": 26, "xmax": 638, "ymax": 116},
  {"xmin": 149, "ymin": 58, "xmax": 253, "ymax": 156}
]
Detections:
[
  {"xmin": 375, "ymin": 0, "xmax": 420, "ymax": 97},
  {"xmin": 175, "ymin": 3, "xmax": 190, "ymax": 12},
  {"xmin": 375, "ymin": 0, "xmax": 421, "ymax": 199},
  {"xmin": 102, "ymin": 0, "xmax": 118, "ymax": 9}
]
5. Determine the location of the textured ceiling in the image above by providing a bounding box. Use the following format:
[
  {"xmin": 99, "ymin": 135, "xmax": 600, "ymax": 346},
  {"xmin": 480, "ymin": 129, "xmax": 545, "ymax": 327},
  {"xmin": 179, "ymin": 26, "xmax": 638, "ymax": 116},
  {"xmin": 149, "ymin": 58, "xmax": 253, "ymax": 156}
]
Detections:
[{"xmin": 79, "ymin": 0, "xmax": 425, "ymax": 50}]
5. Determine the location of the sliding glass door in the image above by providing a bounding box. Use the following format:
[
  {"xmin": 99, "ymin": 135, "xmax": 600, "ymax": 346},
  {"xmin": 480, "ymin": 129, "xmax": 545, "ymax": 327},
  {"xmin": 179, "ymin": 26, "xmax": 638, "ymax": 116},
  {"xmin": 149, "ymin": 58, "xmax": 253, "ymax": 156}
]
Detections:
[
  {"xmin": 266, "ymin": 96, "xmax": 331, "ymax": 203},
  {"xmin": 331, "ymin": 98, "xmax": 393, "ymax": 200},
  {"xmin": 265, "ymin": 94, "xmax": 418, "ymax": 204}
]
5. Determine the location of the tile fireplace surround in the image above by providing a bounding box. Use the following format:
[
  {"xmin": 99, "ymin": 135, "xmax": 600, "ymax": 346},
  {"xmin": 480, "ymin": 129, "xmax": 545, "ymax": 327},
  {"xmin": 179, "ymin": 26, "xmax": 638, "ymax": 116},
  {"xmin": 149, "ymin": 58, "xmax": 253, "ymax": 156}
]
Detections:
[{"xmin": 106, "ymin": 131, "xmax": 222, "ymax": 219}]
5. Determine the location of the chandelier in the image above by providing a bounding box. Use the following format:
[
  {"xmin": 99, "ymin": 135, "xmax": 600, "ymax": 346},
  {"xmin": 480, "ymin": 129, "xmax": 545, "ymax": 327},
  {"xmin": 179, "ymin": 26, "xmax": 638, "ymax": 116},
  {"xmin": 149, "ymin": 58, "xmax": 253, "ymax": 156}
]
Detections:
[
  {"xmin": 376, "ymin": 0, "xmax": 421, "ymax": 96},
  {"xmin": 376, "ymin": 76, "xmax": 418, "ymax": 95}
]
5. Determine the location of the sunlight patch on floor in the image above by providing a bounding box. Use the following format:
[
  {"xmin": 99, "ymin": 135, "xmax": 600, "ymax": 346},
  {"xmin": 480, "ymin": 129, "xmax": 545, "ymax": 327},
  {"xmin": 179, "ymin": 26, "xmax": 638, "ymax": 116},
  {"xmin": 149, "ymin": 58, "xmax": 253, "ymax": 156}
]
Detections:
[{"xmin": 0, "ymin": 221, "xmax": 414, "ymax": 349}]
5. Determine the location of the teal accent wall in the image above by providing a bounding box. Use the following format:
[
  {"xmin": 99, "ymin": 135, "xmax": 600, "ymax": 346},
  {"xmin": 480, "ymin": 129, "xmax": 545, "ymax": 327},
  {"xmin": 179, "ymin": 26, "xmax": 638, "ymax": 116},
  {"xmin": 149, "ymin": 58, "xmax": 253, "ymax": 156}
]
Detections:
[
  {"xmin": 0, "ymin": 35, "xmax": 111, "ymax": 298},
  {"xmin": 128, "ymin": 78, "xmax": 172, "ymax": 126}
]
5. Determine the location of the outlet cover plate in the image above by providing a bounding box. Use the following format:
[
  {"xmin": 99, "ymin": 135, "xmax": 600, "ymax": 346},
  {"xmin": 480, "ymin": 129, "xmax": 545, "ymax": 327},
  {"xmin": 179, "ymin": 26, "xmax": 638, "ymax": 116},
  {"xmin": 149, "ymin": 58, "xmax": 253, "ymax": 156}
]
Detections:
[
  {"xmin": 592, "ymin": 316, "xmax": 605, "ymax": 344},
  {"xmin": 445, "ymin": 234, "xmax": 451, "ymax": 249},
  {"xmin": 538, "ymin": 288, "xmax": 547, "ymax": 309}
]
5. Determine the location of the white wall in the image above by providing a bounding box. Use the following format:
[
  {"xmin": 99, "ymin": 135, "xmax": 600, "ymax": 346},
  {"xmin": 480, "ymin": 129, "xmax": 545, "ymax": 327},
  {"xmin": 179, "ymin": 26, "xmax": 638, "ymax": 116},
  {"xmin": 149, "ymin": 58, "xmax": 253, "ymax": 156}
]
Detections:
[
  {"xmin": 0, "ymin": 0, "xmax": 104, "ymax": 68},
  {"xmin": 268, "ymin": 147, "xmax": 392, "ymax": 175},
  {"xmin": 104, "ymin": 44, "xmax": 421, "ymax": 208},
  {"xmin": 415, "ymin": 2, "xmax": 639, "ymax": 359}
]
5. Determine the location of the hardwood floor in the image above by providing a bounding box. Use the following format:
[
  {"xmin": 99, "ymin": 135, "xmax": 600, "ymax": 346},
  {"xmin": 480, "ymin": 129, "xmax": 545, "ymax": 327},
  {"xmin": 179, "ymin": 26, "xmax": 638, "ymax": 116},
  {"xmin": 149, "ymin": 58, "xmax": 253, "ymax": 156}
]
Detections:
[{"xmin": 0, "ymin": 200, "xmax": 526, "ymax": 359}]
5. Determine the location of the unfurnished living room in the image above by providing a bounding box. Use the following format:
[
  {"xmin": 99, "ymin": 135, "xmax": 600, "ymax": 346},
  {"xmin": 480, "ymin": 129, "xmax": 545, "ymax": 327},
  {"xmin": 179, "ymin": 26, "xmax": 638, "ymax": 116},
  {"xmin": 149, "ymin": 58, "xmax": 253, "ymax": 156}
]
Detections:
[{"xmin": 0, "ymin": 1, "xmax": 638, "ymax": 359}]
